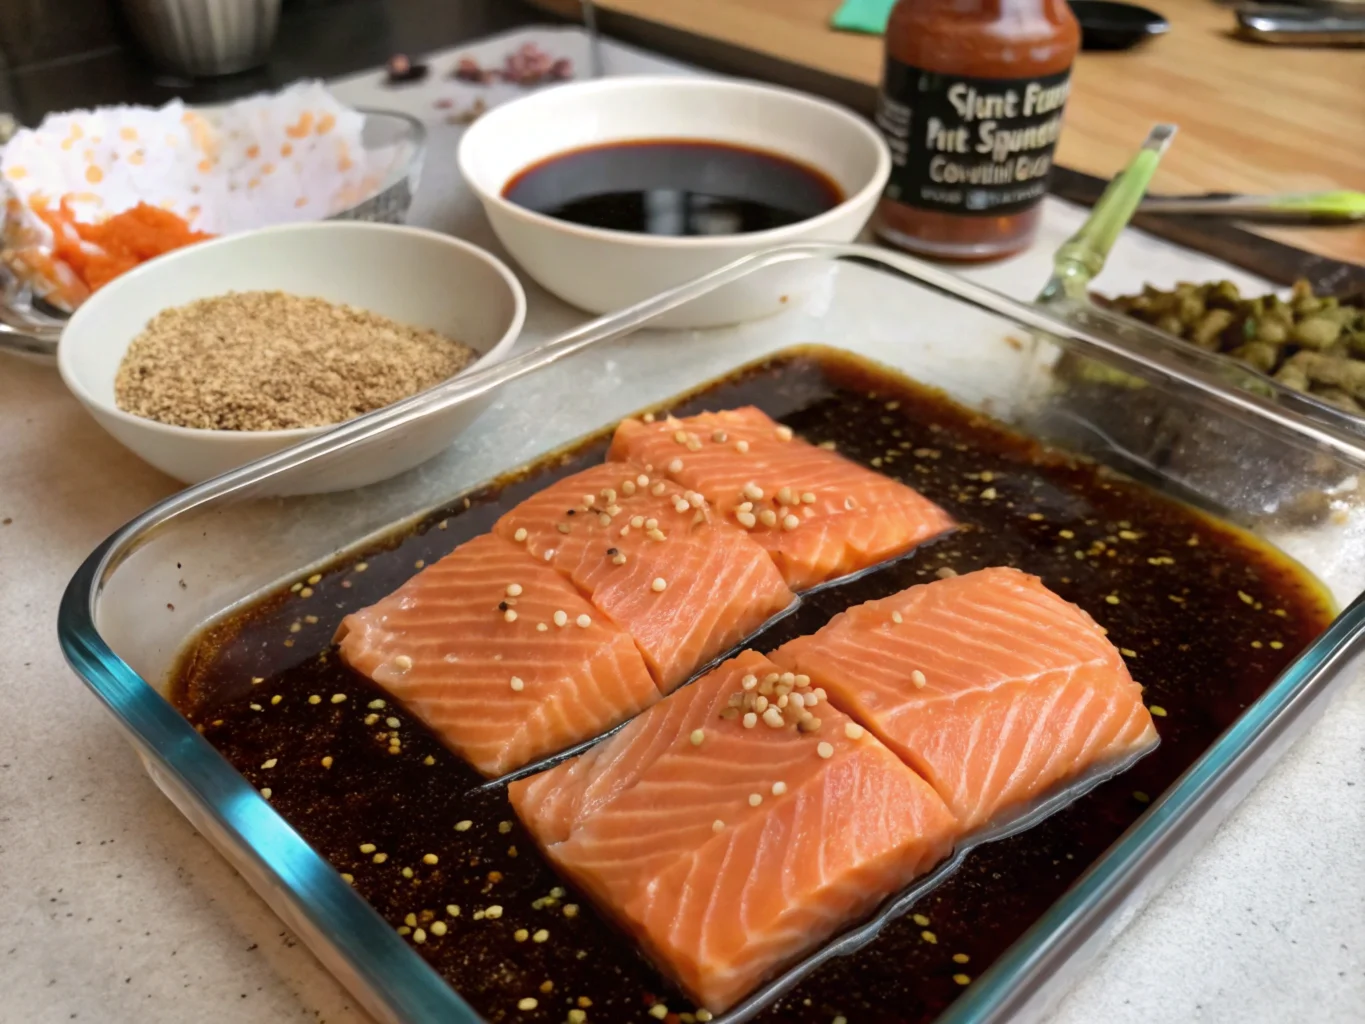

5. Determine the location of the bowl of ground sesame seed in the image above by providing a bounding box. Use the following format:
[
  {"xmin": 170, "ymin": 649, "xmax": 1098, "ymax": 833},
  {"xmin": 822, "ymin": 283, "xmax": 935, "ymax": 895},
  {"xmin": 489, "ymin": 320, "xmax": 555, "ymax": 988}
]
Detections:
[{"xmin": 57, "ymin": 220, "xmax": 525, "ymax": 489}]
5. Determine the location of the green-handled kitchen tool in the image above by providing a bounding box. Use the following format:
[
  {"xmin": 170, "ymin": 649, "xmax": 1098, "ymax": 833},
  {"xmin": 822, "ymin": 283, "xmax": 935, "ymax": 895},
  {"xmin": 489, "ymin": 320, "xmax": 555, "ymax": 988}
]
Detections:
[{"xmin": 1037, "ymin": 123, "xmax": 1177, "ymax": 304}]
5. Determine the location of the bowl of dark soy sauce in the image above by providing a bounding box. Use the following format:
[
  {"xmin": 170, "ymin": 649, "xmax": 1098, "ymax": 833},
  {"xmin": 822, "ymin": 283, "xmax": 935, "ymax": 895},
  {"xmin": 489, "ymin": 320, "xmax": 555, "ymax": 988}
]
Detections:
[{"xmin": 458, "ymin": 77, "xmax": 890, "ymax": 328}]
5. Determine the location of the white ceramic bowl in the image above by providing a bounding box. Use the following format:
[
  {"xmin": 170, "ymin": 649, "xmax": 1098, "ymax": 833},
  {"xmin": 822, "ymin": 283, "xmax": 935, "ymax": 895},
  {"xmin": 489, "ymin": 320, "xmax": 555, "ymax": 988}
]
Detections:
[
  {"xmin": 458, "ymin": 76, "xmax": 890, "ymax": 329},
  {"xmin": 58, "ymin": 221, "xmax": 525, "ymax": 490}
]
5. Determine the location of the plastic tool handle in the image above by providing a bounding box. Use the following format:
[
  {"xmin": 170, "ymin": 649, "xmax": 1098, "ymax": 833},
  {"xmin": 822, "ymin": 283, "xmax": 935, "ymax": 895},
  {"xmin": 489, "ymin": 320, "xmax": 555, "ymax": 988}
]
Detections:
[{"xmin": 1037, "ymin": 123, "xmax": 1177, "ymax": 303}]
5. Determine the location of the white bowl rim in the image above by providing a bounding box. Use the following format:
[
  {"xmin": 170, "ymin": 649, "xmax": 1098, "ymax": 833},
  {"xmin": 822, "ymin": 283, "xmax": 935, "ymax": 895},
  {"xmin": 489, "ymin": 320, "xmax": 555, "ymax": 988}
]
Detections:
[
  {"xmin": 457, "ymin": 75, "xmax": 891, "ymax": 251},
  {"xmin": 57, "ymin": 221, "xmax": 528, "ymax": 442}
]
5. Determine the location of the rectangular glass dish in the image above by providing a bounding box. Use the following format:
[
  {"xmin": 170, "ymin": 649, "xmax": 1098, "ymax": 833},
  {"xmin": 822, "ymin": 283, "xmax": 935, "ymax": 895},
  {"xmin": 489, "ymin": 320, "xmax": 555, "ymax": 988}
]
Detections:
[{"xmin": 59, "ymin": 243, "xmax": 1365, "ymax": 1024}]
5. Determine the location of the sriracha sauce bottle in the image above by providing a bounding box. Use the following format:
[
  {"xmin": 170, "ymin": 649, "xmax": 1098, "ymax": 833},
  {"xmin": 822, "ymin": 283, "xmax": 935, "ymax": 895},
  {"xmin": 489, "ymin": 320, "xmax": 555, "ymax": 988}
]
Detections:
[{"xmin": 873, "ymin": 0, "xmax": 1080, "ymax": 261}]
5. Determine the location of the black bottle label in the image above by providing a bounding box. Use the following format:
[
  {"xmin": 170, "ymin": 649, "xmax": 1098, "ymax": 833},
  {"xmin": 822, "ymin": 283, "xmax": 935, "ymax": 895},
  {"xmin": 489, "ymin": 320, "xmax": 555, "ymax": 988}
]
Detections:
[{"xmin": 876, "ymin": 60, "xmax": 1071, "ymax": 217}]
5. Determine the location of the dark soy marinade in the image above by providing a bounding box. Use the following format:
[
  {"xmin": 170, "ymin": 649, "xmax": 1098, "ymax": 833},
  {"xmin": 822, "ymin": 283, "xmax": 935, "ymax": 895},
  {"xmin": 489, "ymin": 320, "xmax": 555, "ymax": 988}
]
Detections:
[{"xmin": 176, "ymin": 349, "xmax": 1333, "ymax": 1024}]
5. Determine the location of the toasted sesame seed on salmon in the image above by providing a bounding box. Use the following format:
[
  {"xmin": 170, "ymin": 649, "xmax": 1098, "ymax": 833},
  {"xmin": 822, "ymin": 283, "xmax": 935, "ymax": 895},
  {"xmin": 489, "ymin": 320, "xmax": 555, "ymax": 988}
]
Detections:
[
  {"xmin": 608, "ymin": 406, "xmax": 954, "ymax": 590},
  {"xmin": 510, "ymin": 649, "xmax": 959, "ymax": 1012},
  {"xmin": 773, "ymin": 567, "xmax": 1158, "ymax": 831},
  {"xmin": 494, "ymin": 463, "xmax": 795, "ymax": 691},
  {"xmin": 335, "ymin": 533, "xmax": 660, "ymax": 778}
]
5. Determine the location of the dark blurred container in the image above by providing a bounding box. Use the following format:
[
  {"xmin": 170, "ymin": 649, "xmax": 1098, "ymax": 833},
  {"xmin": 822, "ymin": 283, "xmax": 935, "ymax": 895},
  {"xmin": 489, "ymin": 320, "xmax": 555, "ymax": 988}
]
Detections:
[{"xmin": 121, "ymin": 0, "xmax": 282, "ymax": 77}]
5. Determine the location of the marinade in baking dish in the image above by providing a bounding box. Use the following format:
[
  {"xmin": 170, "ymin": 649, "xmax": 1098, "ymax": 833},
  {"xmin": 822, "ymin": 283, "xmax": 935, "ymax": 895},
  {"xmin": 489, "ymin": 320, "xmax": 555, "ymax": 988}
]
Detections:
[{"xmin": 174, "ymin": 348, "xmax": 1333, "ymax": 1024}]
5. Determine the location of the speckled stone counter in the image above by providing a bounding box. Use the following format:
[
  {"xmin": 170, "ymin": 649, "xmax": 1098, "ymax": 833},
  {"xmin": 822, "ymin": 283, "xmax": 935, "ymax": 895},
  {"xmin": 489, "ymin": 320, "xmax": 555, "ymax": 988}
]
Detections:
[{"xmin": 2, "ymin": 26, "xmax": 1363, "ymax": 1024}]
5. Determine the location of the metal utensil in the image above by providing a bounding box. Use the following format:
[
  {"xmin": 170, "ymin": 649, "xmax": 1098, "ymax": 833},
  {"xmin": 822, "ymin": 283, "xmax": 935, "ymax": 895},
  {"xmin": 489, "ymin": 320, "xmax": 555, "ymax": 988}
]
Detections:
[
  {"xmin": 1037, "ymin": 123, "xmax": 1178, "ymax": 303},
  {"xmin": 1139, "ymin": 189, "xmax": 1365, "ymax": 223},
  {"xmin": 1235, "ymin": 3, "xmax": 1365, "ymax": 44}
]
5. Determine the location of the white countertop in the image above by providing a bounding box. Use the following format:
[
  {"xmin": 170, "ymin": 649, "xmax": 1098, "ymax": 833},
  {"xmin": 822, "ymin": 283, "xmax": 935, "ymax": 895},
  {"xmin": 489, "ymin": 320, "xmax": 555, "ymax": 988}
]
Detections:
[{"xmin": 2, "ymin": 24, "xmax": 1362, "ymax": 1024}]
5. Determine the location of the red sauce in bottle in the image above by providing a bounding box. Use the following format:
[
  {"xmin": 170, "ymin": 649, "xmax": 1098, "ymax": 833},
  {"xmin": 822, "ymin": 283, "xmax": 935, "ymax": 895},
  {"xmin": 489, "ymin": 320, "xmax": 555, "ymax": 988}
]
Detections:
[{"xmin": 873, "ymin": 0, "xmax": 1080, "ymax": 261}]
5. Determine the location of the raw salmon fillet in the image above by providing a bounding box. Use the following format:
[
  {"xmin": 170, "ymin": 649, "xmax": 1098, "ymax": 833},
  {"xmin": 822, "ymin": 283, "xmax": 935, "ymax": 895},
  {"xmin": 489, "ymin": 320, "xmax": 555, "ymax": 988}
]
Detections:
[
  {"xmin": 493, "ymin": 463, "xmax": 795, "ymax": 691},
  {"xmin": 773, "ymin": 567, "xmax": 1157, "ymax": 831},
  {"xmin": 335, "ymin": 533, "xmax": 660, "ymax": 777},
  {"xmin": 510, "ymin": 650, "xmax": 959, "ymax": 1012},
  {"xmin": 609, "ymin": 407, "xmax": 954, "ymax": 590}
]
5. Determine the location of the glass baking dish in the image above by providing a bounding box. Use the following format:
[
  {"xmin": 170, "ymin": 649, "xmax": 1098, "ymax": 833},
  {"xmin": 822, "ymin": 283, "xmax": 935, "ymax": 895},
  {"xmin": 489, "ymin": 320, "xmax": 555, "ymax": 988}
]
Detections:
[{"xmin": 59, "ymin": 243, "xmax": 1365, "ymax": 1024}]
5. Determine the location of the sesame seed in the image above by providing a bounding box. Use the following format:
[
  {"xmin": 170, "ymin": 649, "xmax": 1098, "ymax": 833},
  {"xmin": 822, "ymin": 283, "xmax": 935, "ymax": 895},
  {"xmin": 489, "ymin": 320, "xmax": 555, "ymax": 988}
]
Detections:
[
  {"xmin": 844, "ymin": 723, "xmax": 865, "ymax": 740},
  {"xmin": 650, "ymin": 1005, "xmax": 669, "ymax": 1019},
  {"xmin": 373, "ymin": 852, "xmax": 388, "ymax": 863},
  {"xmin": 340, "ymin": 873, "xmax": 353, "ymax": 884},
  {"xmin": 404, "ymin": 912, "xmax": 418, "ymax": 927},
  {"xmin": 510, "ymin": 676, "xmax": 525, "ymax": 692},
  {"xmin": 771, "ymin": 781, "xmax": 787, "ymax": 796},
  {"xmin": 563, "ymin": 904, "xmax": 579, "ymax": 918},
  {"xmin": 396, "ymin": 926, "xmax": 410, "ymax": 936},
  {"xmin": 504, "ymin": 609, "xmax": 518, "ymax": 622},
  {"xmin": 423, "ymin": 853, "xmax": 438, "ymax": 865},
  {"xmin": 271, "ymin": 695, "xmax": 282, "ymax": 705},
  {"xmin": 514, "ymin": 928, "xmax": 529, "ymax": 942},
  {"xmin": 430, "ymin": 920, "xmax": 447, "ymax": 936},
  {"xmin": 386, "ymin": 717, "xmax": 400, "ymax": 728},
  {"xmin": 910, "ymin": 669, "xmax": 927, "ymax": 689},
  {"xmin": 554, "ymin": 610, "xmax": 569, "ymax": 627},
  {"xmin": 748, "ymin": 793, "xmax": 763, "ymax": 807},
  {"xmin": 576, "ymin": 614, "xmax": 592, "ymax": 628},
  {"xmin": 921, "ymin": 929, "xmax": 937, "ymax": 943},
  {"xmin": 364, "ymin": 714, "xmax": 378, "ymax": 725},
  {"xmin": 368, "ymin": 699, "xmax": 386, "ymax": 710},
  {"xmin": 485, "ymin": 905, "xmax": 504, "ymax": 919},
  {"xmin": 954, "ymin": 973, "xmax": 971, "ymax": 985},
  {"xmin": 394, "ymin": 655, "xmax": 413, "ymax": 671},
  {"xmin": 712, "ymin": 819, "xmax": 725, "ymax": 832},
  {"xmin": 912, "ymin": 913, "xmax": 930, "ymax": 926},
  {"xmin": 667, "ymin": 458, "xmax": 684, "ymax": 473},
  {"xmin": 782, "ymin": 513, "xmax": 800, "ymax": 531},
  {"xmin": 288, "ymin": 621, "xmax": 303, "ymax": 634},
  {"xmin": 260, "ymin": 788, "xmax": 271, "ymax": 799},
  {"xmin": 299, "ymin": 587, "xmax": 313, "ymax": 598},
  {"xmin": 424, "ymin": 755, "xmax": 435, "ymax": 765},
  {"xmin": 261, "ymin": 758, "xmax": 278, "ymax": 769},
  {"xmin": 249, "ymin": 703, "xmax": 263, "ymax": 712},
  {"xmin": 569, "ymin": 1011, "xmax": 587, "ymax": 1024},
  {"xmin": 499, "ymin": 820, "xmax": 513, "ymax": 834},
  {"xmin": 689, "ymin": 729, "xmax": 705, "ymax": 746},
  {"xmin": 330, "ymin": 693, "xmax": 346, "ymax": 704},
  {"xmin": 321, "ymin": 756, "xmax": 334, "ymax": 768},
  {"xmin": 518, "ymin": 997, "xmax": 538, "ymax": 1011},
  {"xmin": 743, "ymin": 482, "xmax": 764, "ymax": 500},
  {"xmin": 414, "ymin": 559, "xmax": 425, "ymax": 569},
  {"xmin": 532, "ymin": 929, "xmax": 549, "ymax": 943},
  {"xmin": 251, "ymin": 676, "xmax": 265, "ymax": 685},
  {"xmin": 1149, "ymin": 705, "xmax": 1168, "ymax": 717},
  {"xmin": 1104, "ymin": 594, "xmax": 1120, "ymax": 605},
  {"xmin": 290, "ymin": 582, "xmax": 302, "ymax": 593},
  {"xmin": 742, "ymin": 712, "xmax": 757, "ymax": 729},
  {"xmin": 446, "ymin": 905, "xmax": 461, "ymax": 917},
  {"xmin": 454, "ymin": 820, "xmax": 473, "ymax": 831}
]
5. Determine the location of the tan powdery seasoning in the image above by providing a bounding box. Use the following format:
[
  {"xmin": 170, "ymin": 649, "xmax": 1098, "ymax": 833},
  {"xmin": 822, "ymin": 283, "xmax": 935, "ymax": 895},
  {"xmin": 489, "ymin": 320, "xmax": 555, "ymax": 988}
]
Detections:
[{"xmin": 114, "ymin": 290, "xmax": 478, "ymax": 431}]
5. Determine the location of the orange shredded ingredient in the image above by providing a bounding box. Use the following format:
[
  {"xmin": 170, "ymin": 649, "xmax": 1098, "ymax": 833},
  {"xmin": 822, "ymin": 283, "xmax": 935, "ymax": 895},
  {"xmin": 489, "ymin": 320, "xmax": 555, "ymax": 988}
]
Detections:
[{"xmin": 31, "ymin": 196, "xmax": 214, "ymax": 293}]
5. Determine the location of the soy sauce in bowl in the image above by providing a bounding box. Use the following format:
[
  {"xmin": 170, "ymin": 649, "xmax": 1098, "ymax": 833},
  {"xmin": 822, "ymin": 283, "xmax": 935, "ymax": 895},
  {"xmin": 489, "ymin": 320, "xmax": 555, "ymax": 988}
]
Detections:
[{"xmin": 502, "ymin": 139, "xmax": 844, "ymax": 236}]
